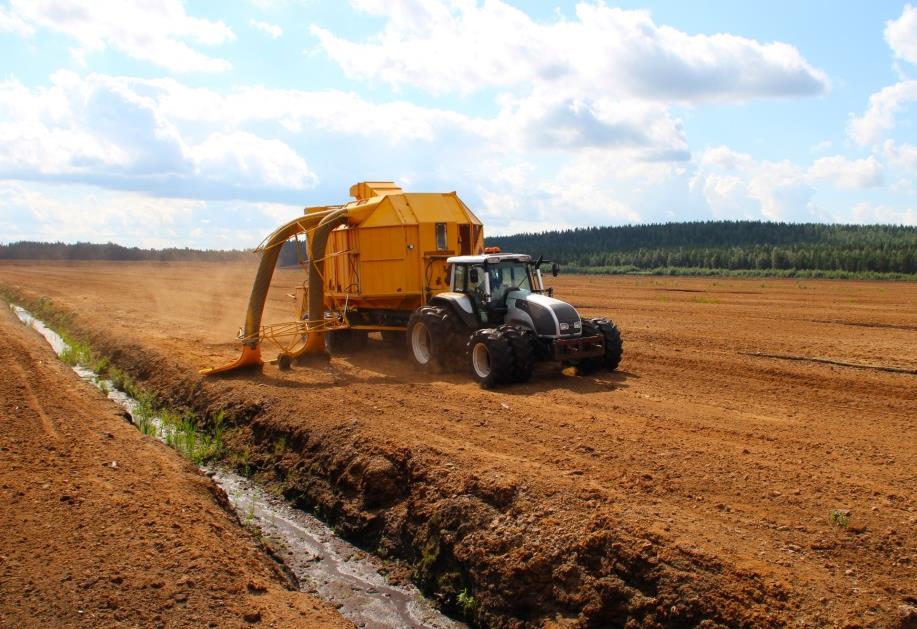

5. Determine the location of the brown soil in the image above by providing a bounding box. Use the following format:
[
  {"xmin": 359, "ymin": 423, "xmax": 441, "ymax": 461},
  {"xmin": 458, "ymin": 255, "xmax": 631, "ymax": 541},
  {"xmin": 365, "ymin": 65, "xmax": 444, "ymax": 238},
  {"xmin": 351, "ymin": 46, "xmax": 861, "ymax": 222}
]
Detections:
[
  {"xmin": 0, "ymin": 301, "xmax": 352, "ymax": 628},
  {"xmin": 1, "ymin": 261, "xmax": 915, "ymax": 628}
]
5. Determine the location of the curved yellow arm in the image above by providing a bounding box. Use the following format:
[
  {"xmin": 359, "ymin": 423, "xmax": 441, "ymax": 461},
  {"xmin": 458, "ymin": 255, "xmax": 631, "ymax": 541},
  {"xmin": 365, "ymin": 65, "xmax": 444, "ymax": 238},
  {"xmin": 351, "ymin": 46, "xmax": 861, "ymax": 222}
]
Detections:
[{"xmin": 201, "ymin": 208, "xmax": 347, "ymax": 375}]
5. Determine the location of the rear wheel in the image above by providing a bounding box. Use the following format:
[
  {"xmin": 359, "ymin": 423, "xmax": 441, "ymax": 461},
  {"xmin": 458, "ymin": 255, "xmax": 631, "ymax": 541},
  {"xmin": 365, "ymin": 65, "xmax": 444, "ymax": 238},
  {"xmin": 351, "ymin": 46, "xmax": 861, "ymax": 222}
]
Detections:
[
  {"xmin": 498, "ymin": 324, "xmax": 536, "ymax": 382},
  {"xmin": 407, "ymin": 306, "xmax": 448, "ymax": 371},
  {"xmin": 577, "ymin": 318, "xmax": 623, "ymax": 373},
  {"xmin": 325, "ymin": 329, "xmax": 369, "ymax": 355},
  {"xmin": 467, "ymin": 328, "xmax": 513, "ymax": 388}
]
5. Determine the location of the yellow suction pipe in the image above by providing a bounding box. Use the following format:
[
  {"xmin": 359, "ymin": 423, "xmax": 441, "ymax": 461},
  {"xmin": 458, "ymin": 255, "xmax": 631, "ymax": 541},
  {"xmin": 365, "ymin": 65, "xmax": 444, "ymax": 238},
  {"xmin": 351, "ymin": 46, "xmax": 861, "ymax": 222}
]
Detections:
[
  {"xmin": 200, "ymin": 207, "xmax": 345, "ymax": 375},
  {"xmin": 298, "ymin": 208, "xmax": 347, "ymax": 355}
]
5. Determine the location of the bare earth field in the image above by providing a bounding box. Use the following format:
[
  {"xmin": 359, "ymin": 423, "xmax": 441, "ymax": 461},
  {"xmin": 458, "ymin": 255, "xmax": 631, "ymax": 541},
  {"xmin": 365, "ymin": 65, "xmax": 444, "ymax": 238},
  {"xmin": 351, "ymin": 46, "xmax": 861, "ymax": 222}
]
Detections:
[{"xmin": 0, "ymin": 260, "xmax": 915, "ymax": 627}]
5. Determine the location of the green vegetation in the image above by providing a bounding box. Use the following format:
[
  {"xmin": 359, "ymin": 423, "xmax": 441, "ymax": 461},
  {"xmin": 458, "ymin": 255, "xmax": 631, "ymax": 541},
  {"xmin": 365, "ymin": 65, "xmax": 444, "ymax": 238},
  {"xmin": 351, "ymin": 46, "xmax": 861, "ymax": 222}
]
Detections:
[
  {"xmin": 488, "ymin": 221, "xmax": 917, "ymax": 279},
  {"xmin": 60, "ymin": 339, "xmax": 92, "ymax": 367},
  {"xmin": 829, "ymin": 509, "xmax": 851, "ymax": 529},
  {"xmin": 457, "ymin": 588, "xmax": 478, "ymax": 619},
  {"xmin": 133, "ymin": 391, "xmax": 159, "ymax": 437}
]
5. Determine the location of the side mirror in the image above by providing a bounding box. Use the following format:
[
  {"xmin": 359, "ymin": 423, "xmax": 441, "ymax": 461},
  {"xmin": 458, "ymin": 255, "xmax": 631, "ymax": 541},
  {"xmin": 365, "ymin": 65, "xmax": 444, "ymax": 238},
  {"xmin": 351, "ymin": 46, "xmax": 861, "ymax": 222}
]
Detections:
[
  {"xmin": 469, "ymin": 268, "xmax": 479, "ymax": 283},
  {"xmin": 551, "ymin": 262, "xmax": 560, "ymax": 277}
]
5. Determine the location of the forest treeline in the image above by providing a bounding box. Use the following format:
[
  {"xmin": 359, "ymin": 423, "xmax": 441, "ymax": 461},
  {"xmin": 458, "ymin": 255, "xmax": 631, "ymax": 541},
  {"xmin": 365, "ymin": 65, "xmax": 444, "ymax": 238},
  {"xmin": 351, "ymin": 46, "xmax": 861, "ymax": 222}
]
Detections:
[
  {"xmin": 0, "ymin": 241, "xmax": 249, "ymax": 262},
  {"xmin": 487, "ymin": 221, "xmax": 917, "ymax": 277},
  {"xmin": 4, "ymin": 221, "xmax": 917, "ymax": 278}
]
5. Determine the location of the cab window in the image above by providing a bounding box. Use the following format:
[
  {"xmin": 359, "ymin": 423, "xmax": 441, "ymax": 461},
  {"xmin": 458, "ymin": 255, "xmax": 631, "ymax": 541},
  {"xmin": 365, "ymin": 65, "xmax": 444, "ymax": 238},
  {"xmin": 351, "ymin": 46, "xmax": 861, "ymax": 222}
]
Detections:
[
  {"xmin": 467, "ymin": 265, "xmax": 486, "ymax": 296},
  {"xmin": 452, "ymin": 265, "xmax": 466, "ymax": 291},
  {"xmin": 490, "ymin": 261, "xmax": 532, "ymax": 301}
]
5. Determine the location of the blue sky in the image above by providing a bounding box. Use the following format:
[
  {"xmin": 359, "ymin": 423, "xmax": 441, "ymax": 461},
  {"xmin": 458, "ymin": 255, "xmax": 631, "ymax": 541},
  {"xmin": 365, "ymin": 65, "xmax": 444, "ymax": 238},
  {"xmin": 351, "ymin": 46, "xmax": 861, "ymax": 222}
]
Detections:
[{"xmin": 1, "ymin": 1, "xmax": 916, "ymax": 248}]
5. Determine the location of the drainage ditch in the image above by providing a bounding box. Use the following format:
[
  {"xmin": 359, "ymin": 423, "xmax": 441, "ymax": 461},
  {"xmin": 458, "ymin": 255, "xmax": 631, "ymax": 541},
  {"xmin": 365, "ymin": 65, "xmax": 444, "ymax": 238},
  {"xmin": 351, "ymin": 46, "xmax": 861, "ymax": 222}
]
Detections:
[{"xmin": 11, "ymin": 304, "xmax": 463, "ymax": 629}]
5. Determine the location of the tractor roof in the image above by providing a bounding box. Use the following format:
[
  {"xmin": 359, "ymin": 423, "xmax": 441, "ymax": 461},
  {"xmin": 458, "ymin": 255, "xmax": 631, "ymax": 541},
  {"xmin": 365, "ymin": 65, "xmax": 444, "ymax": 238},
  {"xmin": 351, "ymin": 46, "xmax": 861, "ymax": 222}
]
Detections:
[{"xmin": 447, "ymin": 254, "xmax": 531, "ymax": 265}]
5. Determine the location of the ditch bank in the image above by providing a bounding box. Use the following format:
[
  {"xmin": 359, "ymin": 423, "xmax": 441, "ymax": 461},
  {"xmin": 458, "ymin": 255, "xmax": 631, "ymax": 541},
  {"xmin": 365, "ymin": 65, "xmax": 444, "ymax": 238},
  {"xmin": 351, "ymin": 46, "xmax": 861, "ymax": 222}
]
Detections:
[
  {"xmin": 3, "ymin": 287, "xmax": 793, "ymax": 627},
  {"xmin": 8, "ymin": 301, "xmax": 459, "ymax": 629}
]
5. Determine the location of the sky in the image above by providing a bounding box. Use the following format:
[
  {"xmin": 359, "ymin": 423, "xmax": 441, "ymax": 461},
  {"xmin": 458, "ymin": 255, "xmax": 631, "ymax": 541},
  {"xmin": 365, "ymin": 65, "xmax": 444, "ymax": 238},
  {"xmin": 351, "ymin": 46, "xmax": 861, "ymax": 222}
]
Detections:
[{"xmin": 1, "ymin": 0, "xmax": 916, "ymax": 249}]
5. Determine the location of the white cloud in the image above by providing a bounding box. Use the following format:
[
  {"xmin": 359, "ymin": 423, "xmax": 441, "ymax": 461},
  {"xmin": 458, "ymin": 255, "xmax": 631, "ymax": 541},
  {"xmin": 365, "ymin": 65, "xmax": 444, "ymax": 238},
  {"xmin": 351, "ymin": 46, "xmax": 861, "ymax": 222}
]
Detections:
[
  {"xmin": 0, "ymin": 179, "xmax": 306, "ymax": 248},
  {"xmin": 311, "ymin": 1, "xmax": 828, "ymax": 103},
  {"xmin": 883, "ymin": 140, "xmax": 917, "ymax": 171},
  {"xmin": 8, "ymin": 0, "xmax": 235, "ymax": 72},
  {"xmin": 810, "ymin": 139, "xmax": 832, "ymax": 153},
  {"xmin": 851, "ymin": 201, "xmax": 916, "ymax": 225},
  {"xmin": 0, "ymin": 179, "xmax": 203, "ymax": 246},
  {"xmin": 250, "ymin": 19, "xmax": 283, "ymax": 39},
  {"xmin": 886, "ymin": 4, "xmax": 917, "ymax": 65},
  {"xmin": 695, "ymin": 147, "xmax": 815, "ymax": 221},
  {"xmin": 848, "ymin": 5, "xmax": 917, "ymax": 147},
  {"xmin": 496, "ymin": 92, "xmax": 688, "ymax": 157},
  {"xmin": 807, "ymin": 155, "xmax": 884, "ymax": 189},
  {"xmin": 191, "ymin": 131, "xmax": 317, "ymax": 190},
  {"xmin": 745, "ymin": 161, "xmax": 813, "ymax": 221},
  {"xmin": 150, "ymin": 80, "xmax": 488, "ymax": 142},
  {"xmin": 847, "ymin": 80, "xmax": 917, "ymax": 146},
  {"xmin": 701, "ymin": 173, "xmax": 757, "ymax": 218},
  {"xmin": 256, "ymin": 202, "xmax": 305, "ymax": 223},
  {"xmin": 0, "ymin": 5, "xmax": 33, "ymax": 35},
  {"xmin": 699, "ymin": 146, "xmax": 754, "ymax": 170},
  {"xmin": 473, "ymin": 147, "xmax": 691, "ymax": 235},
  {"xmin": 0, "ymin": 72, "xmax": 318, "ymax": 196}
]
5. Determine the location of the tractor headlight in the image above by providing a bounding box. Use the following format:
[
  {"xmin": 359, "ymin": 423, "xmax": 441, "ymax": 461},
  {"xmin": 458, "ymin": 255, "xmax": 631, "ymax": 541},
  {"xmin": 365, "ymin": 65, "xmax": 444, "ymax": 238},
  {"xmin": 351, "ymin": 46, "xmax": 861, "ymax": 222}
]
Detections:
[
  {"xmin": 559, "ymin": 322, "xmax": 570, "ymax": 331},
  {"xmin": 573, "ymin": 321, "xmax": 581, "ymax": 329}
]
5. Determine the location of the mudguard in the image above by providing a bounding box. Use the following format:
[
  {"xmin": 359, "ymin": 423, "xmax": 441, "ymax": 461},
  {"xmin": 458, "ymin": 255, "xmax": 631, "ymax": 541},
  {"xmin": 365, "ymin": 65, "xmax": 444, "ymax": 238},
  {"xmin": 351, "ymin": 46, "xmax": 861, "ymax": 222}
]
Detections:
[{"xmin": 430, "ymin": 293, "xmax": 478, "ymax": 330}]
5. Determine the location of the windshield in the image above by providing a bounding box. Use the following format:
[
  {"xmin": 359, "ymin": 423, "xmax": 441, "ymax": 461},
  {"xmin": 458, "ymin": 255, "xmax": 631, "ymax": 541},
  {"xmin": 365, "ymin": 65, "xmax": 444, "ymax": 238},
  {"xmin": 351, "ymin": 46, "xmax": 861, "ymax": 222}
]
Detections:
[{"xmin": 488, "ymin": 260, "xmax": 532, "ymax": 302}]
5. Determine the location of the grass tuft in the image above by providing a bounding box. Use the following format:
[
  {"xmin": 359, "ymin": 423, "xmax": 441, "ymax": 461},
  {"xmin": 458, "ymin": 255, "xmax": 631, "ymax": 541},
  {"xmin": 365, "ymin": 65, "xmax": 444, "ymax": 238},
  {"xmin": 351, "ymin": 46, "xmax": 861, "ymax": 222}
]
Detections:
[
  {"xmin": 457, "ymin": 588, "xmax": 478, "ymax": 620},
  {"xmin": 829, "ymin": 509, "xmax": 850, "ymax": 529}
]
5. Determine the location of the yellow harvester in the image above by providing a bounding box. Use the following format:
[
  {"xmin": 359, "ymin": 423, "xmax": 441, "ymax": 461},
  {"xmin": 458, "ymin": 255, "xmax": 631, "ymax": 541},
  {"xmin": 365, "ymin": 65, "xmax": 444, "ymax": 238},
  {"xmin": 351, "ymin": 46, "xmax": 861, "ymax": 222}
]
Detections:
[{"xmin": 204, "ymin": 182, "xmax": 622, "ymax": 387}]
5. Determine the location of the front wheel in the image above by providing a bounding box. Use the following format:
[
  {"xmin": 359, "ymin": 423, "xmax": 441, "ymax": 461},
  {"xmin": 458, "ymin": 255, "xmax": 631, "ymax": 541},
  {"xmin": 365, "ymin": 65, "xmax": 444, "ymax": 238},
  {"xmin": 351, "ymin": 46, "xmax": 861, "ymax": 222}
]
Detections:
[
  {"xmin": 467, "ymin": 328, "xmax": 513, "ymax": 388},
  {"xmin": 497, "ymin": 324, "xmax": 536, "ymax": 382},
  {"xmin": 577, "ymin": 318, "xmax": 623, "ymax": 373}
]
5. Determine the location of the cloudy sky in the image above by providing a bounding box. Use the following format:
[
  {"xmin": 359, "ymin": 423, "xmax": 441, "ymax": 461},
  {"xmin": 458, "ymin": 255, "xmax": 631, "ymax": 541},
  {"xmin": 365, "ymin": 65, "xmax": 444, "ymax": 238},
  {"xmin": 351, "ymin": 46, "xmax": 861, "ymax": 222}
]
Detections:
[{"xmin": 1, "ymin": 1, "xmax": 916, "ymax": 248}]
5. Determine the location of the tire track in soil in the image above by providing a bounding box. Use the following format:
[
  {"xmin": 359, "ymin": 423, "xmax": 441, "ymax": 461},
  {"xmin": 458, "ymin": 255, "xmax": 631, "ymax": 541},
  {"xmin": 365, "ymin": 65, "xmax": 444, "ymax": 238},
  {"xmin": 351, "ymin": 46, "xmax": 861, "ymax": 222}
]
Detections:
[{"xmin": 6, "ymin": 348, "xmax": 62, "ymax": 442}]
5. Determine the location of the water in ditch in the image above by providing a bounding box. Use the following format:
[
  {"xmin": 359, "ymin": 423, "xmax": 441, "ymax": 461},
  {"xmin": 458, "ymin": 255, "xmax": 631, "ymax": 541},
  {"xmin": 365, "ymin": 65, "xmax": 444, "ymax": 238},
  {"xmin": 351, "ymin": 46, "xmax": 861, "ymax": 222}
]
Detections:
[{"xmin": 11, "ymin": 304, "xmax": 464, "ymax": 629}]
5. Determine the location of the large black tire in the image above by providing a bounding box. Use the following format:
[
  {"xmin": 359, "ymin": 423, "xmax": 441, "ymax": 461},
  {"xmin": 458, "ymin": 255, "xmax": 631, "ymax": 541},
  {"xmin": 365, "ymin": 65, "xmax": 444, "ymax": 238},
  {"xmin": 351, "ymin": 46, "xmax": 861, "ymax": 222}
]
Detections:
[
  {"xmin": 407, "ymin": 306, "xmax": 449, "ymax": 372},
  {"xmin": 578, "ymin": 318, "xmax": 623, "ymax": 373},
  {"xmin": 466, "ymin": 328, "xmax": 513, "ymax": 388},
  {"xmin": 438, "ymin": 307, "xmax": 469, "ymax": 371},
  {"xmin": 498, "ymin": 323, "xmax": 536, "ymax": 382},
  {"xmin": 325, "ymin": 329, "xmax": 369, "ymax": 355}
]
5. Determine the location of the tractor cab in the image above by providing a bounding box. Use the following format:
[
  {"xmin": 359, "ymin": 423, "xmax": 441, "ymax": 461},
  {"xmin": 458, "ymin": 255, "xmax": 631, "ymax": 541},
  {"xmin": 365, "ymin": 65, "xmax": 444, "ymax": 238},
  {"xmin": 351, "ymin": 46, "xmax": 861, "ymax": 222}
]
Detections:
[{"xmin": 446, "ymin": 253, "xmax": 559, "ymax": 325}]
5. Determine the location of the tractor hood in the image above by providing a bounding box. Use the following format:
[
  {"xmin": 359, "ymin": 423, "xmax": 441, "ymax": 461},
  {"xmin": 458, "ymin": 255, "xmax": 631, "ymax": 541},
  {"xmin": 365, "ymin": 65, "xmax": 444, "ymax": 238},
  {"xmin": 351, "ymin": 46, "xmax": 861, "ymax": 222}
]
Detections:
[{"xmin": 508, "ymin": 292, "xmax": 582, "ymax": 338}]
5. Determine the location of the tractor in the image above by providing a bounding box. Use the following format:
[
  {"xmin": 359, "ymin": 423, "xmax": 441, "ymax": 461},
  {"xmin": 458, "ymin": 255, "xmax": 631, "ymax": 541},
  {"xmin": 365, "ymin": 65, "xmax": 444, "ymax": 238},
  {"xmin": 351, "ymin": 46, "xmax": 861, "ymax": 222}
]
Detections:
[{"xmin": 407, "ymin": 253, "xmax": 621, "ymax": 386}]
